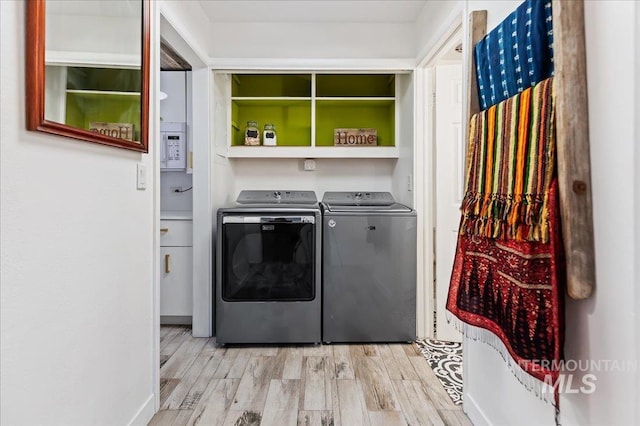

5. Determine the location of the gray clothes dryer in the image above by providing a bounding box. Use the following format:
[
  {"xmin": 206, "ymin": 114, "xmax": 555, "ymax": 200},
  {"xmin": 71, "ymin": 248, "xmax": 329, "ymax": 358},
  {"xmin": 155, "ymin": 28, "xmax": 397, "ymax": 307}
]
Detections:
[
  {"xmin": 321, "ymin": 192, "xmax": 417, "ymax": 343},
  {"xmin": 216, "ymin": 190, "xmax": 321, "ymax": 344}
]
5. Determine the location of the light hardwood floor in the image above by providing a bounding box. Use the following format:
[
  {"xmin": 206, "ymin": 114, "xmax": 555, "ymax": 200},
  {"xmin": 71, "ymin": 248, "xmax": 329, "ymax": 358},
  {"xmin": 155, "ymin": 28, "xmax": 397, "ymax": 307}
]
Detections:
[{"xmin": 149, "ymin": 326, "xmax": 471, "ymax": 426}]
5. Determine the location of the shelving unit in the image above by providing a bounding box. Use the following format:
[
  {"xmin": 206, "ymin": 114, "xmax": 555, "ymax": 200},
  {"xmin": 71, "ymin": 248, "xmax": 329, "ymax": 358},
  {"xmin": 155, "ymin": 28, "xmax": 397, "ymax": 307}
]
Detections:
[
  {"xmin": 63, "ymin": 66, "xmax": 142, "ymax": 141},
  {"xmin": 219, "ymin": 72, "xmax": 401, "ymax": 158}
]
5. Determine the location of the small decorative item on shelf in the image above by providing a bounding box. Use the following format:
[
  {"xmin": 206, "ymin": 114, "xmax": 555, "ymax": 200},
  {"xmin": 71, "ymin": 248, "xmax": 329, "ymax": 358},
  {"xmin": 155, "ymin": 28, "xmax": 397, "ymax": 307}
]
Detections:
[
  {"xmin": 89, "ymin": 122, "xmax": 135, "ymax": 141},
  {"xmin": 263, "ymin": 124, "xmax": 277, "ymax": 146},
  {"xmin": 333, "ymin": 128, "xmax": 377, "ymax": 146},
  {"xmin": 244, "ymin": 121, "xmax": 260, "ymax": 146}
]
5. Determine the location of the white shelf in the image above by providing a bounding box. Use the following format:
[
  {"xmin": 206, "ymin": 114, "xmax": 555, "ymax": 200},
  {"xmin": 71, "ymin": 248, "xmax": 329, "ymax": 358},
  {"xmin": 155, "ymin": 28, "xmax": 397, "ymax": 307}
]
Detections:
[
  {"xmin": 315, "ymin": 97, "xmax": 394, "ymax": 101},
  {"xmin": 221, "ymin": 146, "xmax": 399, "ymax": 159},
  {"xmin": 66, "ymin": 89, "xmax": 140, "ymax": 96},
  {"xmin": 231, "ymin": 97, "xmax": 311, "ymax": 101}
]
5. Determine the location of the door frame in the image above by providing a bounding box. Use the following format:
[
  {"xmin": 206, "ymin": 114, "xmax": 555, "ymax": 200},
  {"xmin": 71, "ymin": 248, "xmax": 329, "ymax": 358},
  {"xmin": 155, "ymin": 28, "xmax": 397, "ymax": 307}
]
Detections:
[
  {"xmin": 154, "ymin": 7, "xmax": 212, "ymax": 410},
  {"xmin": 414, "ymin": 13, "xmax": 463, "ymax": 339}
]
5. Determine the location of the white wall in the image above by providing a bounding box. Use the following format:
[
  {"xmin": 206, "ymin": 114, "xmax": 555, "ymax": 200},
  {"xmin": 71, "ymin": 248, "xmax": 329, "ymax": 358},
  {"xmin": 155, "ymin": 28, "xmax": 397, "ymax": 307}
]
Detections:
[
  {"xmin": 422, "ymin": 1, "xmax": 640, "ymax": 425},
  {"xmin": 160, "ymin": 71, "xmax": 193, "ymax": 212},
  {"xmin": 0, "ymin": 1, "xmax": 156, "ymax": 425},
  {"xmin": 47, "ymin": 15, "xmax": 140, "ymax": 55},
  {"xmin": 158, "ymin": 1, "xmax": 210, "ymax": 65},
  {"xmin": 392, "ymin": 73, "xmax": 415, "ymax": 208},
  {"xmin": 414, "ymin": 0, "xmax": 465, "ymax": 62},
  {"xmin": 209, "ymin": 22, "xmax": 415, "ymax": 60},
  {"xmin": 160, "ymin": 172, "xmax": 193, "ymax": 212},
  {"xmin": 560, "ymin": 2, "xmax": 638, "ymax": 425},
  {"xmin": 47, "ymin": 14, "xmax": 140, "ymax": 66},
  {"xmin": 227, "ymin": 158, "xmax": 396, "ymax": 201}
]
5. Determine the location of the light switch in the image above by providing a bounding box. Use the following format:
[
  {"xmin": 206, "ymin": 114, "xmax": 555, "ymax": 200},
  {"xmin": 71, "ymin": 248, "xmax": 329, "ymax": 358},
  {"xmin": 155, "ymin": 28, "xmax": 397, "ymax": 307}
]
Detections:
[{"xmin": 137, "ymin": 163, "xmax": 147, "ymax": 190}]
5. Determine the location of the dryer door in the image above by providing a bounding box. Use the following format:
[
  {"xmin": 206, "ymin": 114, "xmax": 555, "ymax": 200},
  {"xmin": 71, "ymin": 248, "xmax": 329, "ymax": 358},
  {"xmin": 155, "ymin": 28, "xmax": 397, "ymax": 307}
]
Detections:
[{"xmin": 221, "ymin": 216, "xmax": 316, "ymax": 302}]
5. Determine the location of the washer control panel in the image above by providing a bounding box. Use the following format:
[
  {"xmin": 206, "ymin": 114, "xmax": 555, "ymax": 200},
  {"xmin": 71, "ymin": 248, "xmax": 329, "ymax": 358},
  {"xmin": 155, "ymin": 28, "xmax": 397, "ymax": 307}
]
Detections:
[{"xmin": 321, "ymin": 191, "xmax": 395, "ymax": 205}]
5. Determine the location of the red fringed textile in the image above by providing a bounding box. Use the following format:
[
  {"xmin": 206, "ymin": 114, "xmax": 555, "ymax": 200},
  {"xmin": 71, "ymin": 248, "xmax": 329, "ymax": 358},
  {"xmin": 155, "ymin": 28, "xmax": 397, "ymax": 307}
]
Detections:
[
  {"xmin": 447, "ymin": 77, "xmax": 564, "ymax": 405},
  {"xmin": 447, "ymin": 182, "xmax": 564, "ymax": 388}
]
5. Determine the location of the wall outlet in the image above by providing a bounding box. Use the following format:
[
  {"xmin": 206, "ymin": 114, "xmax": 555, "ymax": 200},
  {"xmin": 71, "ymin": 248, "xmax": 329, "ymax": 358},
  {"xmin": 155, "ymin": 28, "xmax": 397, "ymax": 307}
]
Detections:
[
  {"xmin": 303, "ymin": 159, "xmax": 316, "ymax": 171},
  {"xmin": 407, "ymin": 175, "xmax": 413, "ymax": 192},
  {"xmin": 170, "ymin": 186, "xmax": 183, "ymax": 193}
]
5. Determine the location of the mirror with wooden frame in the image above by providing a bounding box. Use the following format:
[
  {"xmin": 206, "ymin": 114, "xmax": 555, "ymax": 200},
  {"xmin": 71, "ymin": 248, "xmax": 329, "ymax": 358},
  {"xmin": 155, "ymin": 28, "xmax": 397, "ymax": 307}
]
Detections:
[{"xmin": 26, "ymin": 0, "xmax": 150, "ymax": 152}]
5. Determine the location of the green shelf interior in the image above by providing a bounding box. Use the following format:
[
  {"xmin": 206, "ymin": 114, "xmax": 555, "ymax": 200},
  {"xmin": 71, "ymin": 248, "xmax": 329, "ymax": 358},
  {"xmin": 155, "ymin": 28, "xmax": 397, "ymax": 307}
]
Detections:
[
  {"xmin": 232, "ymin": 74, "xmax": 312, "ymax": 98},
  {"xmin": 65, "ymin": 92, "xmax": 141, "ymax": 141},
  {"xmin": 315, "ymin": 100, "xmax": 395, "ymax": 147},
  {"xmin": 231, "ymin": 99, "xmax": 312, "ymax": 147},
  {"xmin": 316, "ymin": 74, "xmax": 395, "ymax": 97},
  {"xmin": 227, "ymin": 73, "xmax": 397, "ymax": 149},
  {"xmin": 66, "ymin": 67, "xmax": 141, "ymax": 92}
]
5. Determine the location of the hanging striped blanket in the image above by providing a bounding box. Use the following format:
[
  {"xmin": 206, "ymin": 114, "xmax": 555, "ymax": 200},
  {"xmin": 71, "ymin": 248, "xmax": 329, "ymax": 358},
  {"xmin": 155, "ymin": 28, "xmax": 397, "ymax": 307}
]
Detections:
[
  {"xmin": 460, "ymin": 77, "xmax": 555, "ymax": 243},
  {"xmin": 447, "ymin": 77, "xmax": 564, "ymax": 404}
]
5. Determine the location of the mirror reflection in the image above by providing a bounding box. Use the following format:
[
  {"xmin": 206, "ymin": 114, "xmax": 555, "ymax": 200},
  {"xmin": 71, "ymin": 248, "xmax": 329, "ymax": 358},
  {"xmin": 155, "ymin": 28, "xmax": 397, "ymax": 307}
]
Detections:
[{"xmin": 44, "ymin": 0, "xmax": 143, "ymax": 143}]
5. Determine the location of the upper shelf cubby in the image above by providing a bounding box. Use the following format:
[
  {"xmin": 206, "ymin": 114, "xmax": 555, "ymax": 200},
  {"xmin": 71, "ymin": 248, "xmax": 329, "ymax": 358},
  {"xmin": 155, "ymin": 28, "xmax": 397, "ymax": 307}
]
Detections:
[
  {"xmin": 316, "ymin": 74, "xmax": 395, "ymax": 97},
  {"xmin": 232, "ymin": 74, "xmax": 312, "ymax": 98},
  {"xmin": 66, "ymin": 67, "xmax": 141, "ymax": 92}
]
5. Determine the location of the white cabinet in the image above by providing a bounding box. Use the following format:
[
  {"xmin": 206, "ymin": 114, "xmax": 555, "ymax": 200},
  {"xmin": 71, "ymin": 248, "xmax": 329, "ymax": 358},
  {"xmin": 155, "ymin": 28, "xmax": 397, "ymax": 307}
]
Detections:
[
  {"xmin": 160, "ymin": 71, "xmax": 187, "ymax": 122},
  {"xmin": 160, "ymin": 218, "xmax": 192, "ymax": 323}
]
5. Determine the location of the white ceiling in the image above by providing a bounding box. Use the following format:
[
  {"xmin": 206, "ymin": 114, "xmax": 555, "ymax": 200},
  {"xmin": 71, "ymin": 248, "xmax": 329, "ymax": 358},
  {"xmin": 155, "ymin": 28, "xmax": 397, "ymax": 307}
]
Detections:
[{"xmin": 198, "ymin": 0, "xmax": 428, "ymax": 23}]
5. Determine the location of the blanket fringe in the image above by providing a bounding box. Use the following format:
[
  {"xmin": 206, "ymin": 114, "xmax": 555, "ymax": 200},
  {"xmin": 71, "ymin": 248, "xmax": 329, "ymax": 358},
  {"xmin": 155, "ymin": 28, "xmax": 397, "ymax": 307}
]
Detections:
[
  {"xmin": 446, "ymin": 312, "xmax": 557, "ymax": 407},
  {"xmin": 459, "ymin": 193, "xmax": 550, "ymax": 243}
]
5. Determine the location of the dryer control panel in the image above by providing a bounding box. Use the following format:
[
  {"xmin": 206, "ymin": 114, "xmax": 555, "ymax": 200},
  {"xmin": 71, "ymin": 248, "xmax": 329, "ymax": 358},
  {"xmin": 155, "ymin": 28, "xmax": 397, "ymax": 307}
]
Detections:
[{"xmin": 236, "ymin": 190, "xmax": 318, "ymax": 204}]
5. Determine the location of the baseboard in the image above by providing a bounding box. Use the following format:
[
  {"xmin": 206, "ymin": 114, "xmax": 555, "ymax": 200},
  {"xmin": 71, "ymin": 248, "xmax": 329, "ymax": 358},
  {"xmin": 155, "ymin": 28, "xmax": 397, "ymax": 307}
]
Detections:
[
  {"xmin": 161, "ymin": 315, "xmax": 192, "ymax": 325},
  {"xmin": 127, "ymin": 394, "xmax": 155, "ymax": 426},
  {"xmin": 464, "ymin": 392, "xmax": 491, "ymax": 426}
]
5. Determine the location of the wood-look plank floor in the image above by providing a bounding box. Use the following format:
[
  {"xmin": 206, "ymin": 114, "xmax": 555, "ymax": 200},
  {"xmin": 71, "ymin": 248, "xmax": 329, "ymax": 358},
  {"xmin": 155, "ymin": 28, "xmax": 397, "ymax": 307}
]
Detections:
[{"xmin": 149, "ymin": 326, "xmax": 471, "ymax": 426}]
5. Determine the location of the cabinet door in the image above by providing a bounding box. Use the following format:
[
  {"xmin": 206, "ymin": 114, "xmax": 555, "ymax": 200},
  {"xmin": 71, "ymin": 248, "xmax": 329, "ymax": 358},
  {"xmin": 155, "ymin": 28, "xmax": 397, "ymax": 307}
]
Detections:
[{"xmin": 160, "ymin": 246, "xmax": 193, "ymax": 316}]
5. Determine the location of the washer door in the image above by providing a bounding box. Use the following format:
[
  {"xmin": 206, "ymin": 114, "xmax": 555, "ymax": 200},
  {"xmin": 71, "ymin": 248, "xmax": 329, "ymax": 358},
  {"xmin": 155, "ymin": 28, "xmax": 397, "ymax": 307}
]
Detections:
[{"xmin": 221, "ymin": 218, "xmax": 315, "ymax": 301}]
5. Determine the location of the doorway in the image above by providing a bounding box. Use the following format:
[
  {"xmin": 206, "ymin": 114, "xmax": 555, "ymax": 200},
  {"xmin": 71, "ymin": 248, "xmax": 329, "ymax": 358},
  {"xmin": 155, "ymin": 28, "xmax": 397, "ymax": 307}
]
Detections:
[
  {"xmin": 417, "ymin": 19, "xmax": 463, "ymax": 343},
  {"xmin": 154, "ymin": 11, "xmax": 213, "ymax": 410},
  {"xmin": 433, "ymin": 58, "xmax": 463, "ymax": 343},
  {"xmin": 159, "ymin": 39, "xmax": 193, "ymax": 327}
]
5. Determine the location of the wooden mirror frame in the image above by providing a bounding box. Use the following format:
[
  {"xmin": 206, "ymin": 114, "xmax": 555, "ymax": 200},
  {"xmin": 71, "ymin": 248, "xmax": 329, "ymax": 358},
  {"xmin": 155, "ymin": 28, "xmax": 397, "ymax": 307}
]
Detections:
[{"xmin": 26, "ymin": 0, "xmax": 150, "ymax": 152}]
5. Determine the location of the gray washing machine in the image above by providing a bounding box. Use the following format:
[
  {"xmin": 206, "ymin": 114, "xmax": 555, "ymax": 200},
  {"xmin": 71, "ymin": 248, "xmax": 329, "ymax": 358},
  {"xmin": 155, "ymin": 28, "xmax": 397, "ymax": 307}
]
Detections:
[
  {"xmin": 216, "ymin": 190, "xmax": 321, "ymax": 344},
  {"xmin": 321, "ymin": 192, "xmax": 417, "ymax": 343}
]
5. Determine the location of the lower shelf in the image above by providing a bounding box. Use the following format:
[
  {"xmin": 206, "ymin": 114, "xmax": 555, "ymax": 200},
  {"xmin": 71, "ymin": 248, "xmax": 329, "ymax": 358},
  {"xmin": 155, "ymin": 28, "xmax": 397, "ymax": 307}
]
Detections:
[{"xmin": 219, "ymin": 146, "xmax": 400, "ymax": 159}]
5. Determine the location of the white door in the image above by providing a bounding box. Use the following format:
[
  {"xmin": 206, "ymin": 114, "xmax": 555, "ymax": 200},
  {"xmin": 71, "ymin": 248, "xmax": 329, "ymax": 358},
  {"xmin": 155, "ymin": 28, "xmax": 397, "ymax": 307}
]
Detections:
[{"xmin": 434, "ymin": 63, "xmax": 463, "ymax": 343}]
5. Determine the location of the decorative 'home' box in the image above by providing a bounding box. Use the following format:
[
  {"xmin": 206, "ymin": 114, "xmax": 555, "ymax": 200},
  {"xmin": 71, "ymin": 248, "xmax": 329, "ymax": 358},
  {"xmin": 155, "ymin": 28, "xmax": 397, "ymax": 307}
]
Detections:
[
  {"xmin": 333, "ymin": 128, "xmax": 377, "ymax": 146},
  {"xmin": 89, "ymin": 122, "xmax": 134, "ymax": 141}
]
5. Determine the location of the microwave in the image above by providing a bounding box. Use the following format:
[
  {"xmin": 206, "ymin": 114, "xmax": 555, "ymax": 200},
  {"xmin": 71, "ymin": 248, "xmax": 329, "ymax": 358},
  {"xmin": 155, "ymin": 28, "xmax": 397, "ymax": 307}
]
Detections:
[{"xmin": 160, "ymin": 122, "xmax": 186, "ymax": 171}]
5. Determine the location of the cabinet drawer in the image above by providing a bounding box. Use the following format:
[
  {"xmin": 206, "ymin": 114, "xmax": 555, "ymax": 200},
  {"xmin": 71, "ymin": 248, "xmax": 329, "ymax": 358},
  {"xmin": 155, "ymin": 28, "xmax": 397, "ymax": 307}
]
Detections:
[{"xmin": 160, "ymin": 220, "xmax": 192, "ymax": 247}]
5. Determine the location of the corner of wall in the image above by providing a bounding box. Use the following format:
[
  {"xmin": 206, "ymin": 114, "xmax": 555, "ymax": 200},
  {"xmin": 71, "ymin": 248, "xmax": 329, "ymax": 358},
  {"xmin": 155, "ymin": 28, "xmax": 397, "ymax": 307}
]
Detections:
[{"xmin": 127, "ymin": 394, "xmax": 155, "ymax": 426}]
